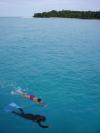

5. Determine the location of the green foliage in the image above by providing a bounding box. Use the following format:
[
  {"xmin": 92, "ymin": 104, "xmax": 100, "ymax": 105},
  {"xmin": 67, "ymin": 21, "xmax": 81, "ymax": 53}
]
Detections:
[{"xmin": 34, "ymin": 10, "xmax": 100, "ymax": 19}]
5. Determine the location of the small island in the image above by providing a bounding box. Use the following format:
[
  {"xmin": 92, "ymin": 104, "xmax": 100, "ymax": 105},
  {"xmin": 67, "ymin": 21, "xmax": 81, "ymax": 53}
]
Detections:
[{"xmin": 33, "ymin": 10, "xmax": 100, "ymax": 19}]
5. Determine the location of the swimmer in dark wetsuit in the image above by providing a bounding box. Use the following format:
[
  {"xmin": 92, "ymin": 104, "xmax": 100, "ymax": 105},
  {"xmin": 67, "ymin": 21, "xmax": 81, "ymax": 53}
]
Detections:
[{"xmin": 12, "ymin": 108, "xmax": 49, "ymax": 128}]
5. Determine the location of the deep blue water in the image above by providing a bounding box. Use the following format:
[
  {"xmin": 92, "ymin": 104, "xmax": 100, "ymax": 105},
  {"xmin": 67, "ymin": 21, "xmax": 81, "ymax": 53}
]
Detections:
[{"xmin": 0, "ymin": 17, "xmax": 100, "ymax": 133}]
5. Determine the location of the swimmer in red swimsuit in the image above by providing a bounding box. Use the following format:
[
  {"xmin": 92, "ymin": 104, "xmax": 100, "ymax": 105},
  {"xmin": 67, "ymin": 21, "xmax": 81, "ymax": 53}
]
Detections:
[
  {"xmin": 29, "ymin": 95, "xmax": 44, "ymax": 105},
  {"xmin": 15, "ymin": 89, "xmax": 47, "ymax": 107}
]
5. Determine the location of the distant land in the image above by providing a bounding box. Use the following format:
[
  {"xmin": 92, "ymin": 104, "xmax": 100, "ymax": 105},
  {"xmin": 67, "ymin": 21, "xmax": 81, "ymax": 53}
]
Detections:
[{"xmin": 33, "ymin": 10, "xmax": 100, "ymax": 19}]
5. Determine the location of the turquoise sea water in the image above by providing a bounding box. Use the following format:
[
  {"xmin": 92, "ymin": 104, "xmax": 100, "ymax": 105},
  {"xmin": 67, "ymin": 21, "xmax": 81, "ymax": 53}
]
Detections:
[{"xmin": 0, "ymin": 17, "xmax": 100, "ymax": 133}]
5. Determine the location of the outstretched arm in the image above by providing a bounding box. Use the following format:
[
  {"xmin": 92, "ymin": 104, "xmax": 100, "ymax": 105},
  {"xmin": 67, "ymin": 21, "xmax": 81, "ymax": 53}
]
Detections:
[
  {"xmin": 35, "ymin": 101, "xmax": 48, "ymax": 108},
  {"xmin": 37, "ymin": 121, "xmax": 49, "ymax": 128}
]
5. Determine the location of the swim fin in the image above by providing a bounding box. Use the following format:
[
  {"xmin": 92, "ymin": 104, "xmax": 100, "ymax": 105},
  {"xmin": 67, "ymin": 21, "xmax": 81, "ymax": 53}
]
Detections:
[{"xmin": 4, "ymin": 102, "xmax": 22, "ymax": 112}]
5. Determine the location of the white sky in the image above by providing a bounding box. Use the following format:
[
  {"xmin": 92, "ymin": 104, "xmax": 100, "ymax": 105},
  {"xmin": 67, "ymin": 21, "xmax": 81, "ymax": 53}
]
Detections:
[{"xmin": 0, "ymin": 0, "xmax": 100, "ymax": 17}]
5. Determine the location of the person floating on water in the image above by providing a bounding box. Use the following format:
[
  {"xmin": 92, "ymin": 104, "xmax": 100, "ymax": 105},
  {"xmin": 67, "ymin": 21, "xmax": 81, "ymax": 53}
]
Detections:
[
  {"xmin": 12, "ymin": 107, "xmax": 49, "ymax": 128},
  {"xmin": 11, "ymin": 89, "xmax": 47, "ymax": 107}
]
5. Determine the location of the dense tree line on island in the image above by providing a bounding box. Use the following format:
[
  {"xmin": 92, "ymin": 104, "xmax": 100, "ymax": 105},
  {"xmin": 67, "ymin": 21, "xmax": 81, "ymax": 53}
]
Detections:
[{"xmin": 33, "ymin": 10, "xmax": 100, "ymax": 19}]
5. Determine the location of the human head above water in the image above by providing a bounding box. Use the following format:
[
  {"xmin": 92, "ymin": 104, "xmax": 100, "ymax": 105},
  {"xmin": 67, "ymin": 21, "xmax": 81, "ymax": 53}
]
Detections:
[
  {"xmin": 35, "ymin": 115, "xmax": 46, "ymax": 122},
  {"xmin": 41, "ymin": 116, "xmax": 46, "ymax": 121},
  {"xmin": 37, "ymin": 98, "xmax": 42, "ymax": 103},
  {"xmin": 39, "ymin": 116, "xmax": 46, "ymax": 122}
]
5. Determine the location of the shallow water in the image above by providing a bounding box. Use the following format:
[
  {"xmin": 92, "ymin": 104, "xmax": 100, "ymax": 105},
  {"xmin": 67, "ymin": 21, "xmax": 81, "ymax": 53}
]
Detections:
[{"xmin": 0, "ymin": 17, "xmax": 100, "ymax": 133}]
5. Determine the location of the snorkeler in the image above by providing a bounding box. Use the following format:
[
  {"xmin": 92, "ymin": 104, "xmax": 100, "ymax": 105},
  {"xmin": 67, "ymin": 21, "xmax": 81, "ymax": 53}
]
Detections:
[
  {"xmin": 12, "ymin": 108, "xmax": 49, "ymax": 128},
  {"xmin": 11, "ymin": 89, "xmax": 47, "ymax": 107}
]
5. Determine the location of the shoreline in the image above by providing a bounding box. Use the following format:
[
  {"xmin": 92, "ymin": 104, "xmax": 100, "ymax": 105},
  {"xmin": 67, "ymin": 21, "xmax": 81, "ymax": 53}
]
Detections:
[
  {"xmin": 33, "ymin": 17, "xmax": 100, "ymax": 20},
  {"xmin": 34, "ymin": 10, "xmax": 100, "ymax": 19}
]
